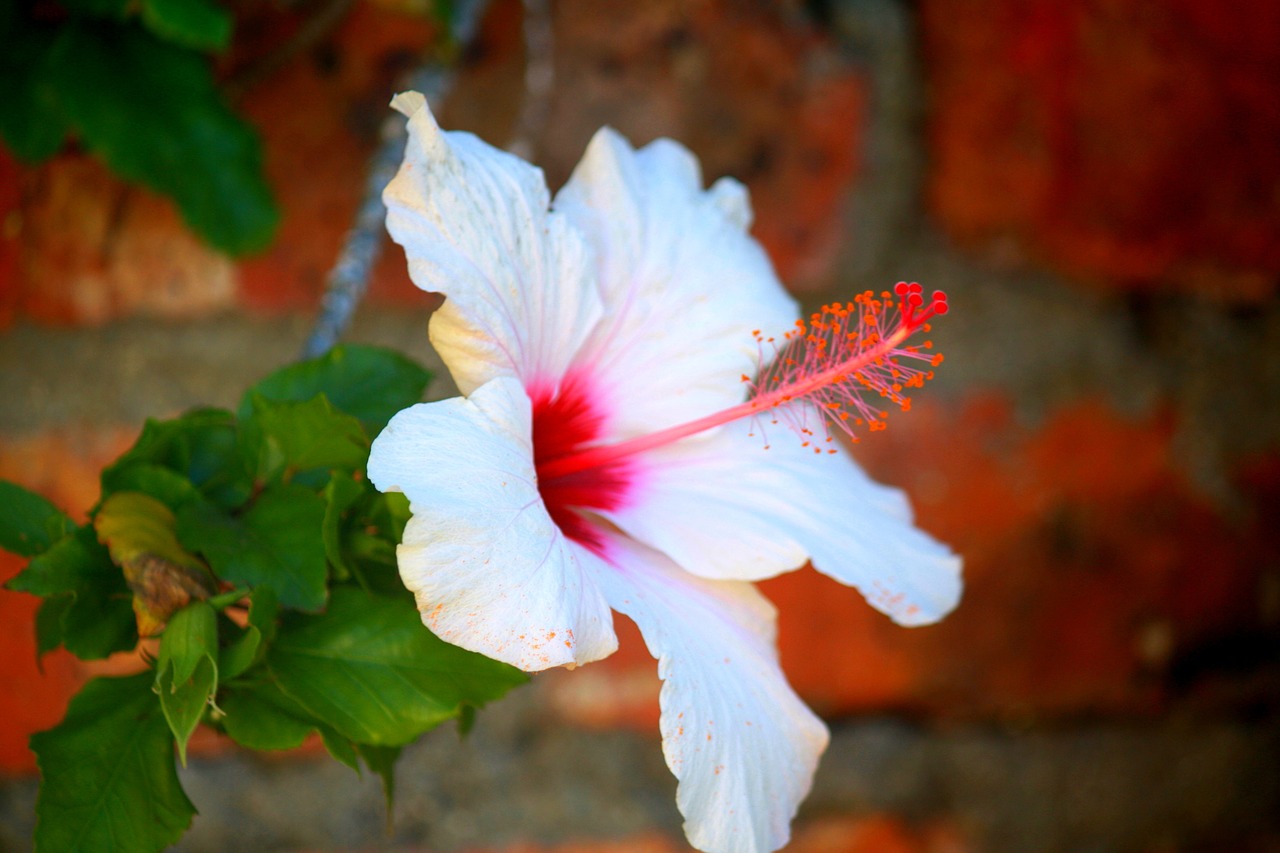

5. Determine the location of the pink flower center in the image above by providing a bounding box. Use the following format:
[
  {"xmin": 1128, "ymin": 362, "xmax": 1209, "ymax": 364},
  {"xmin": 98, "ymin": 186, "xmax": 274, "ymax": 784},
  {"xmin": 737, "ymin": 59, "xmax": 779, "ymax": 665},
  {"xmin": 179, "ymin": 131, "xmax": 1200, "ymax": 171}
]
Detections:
[{"xmin": 530, "ymin": 371, "xmax": 633, "ymax": 554}]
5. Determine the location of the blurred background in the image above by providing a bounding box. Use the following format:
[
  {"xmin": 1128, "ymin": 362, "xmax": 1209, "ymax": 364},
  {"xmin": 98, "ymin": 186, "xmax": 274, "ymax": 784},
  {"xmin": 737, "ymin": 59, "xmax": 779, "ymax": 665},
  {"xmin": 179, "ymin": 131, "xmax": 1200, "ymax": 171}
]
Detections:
[{"xmin": 1, "ymin": 0, "xmax": 1278, "ymax": 850}]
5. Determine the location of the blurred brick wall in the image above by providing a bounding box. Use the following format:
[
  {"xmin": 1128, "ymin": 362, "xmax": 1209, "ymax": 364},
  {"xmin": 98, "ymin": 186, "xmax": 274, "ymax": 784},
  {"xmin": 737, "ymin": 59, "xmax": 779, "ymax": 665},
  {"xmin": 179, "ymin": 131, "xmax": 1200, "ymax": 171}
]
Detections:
[
  {"xmin": 2, "ymin": 0, "xmax": 1277, "ymax": 850},
  {"xmin": 920, "ymin": 0, "xmax": 1280, "ymax": 299}
]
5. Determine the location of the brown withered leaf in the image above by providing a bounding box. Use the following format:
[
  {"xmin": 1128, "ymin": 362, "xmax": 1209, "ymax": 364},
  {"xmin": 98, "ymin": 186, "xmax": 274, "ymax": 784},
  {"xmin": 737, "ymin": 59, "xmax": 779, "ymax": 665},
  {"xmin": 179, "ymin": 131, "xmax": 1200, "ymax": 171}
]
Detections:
[
  {"xmin": 94, "ymin": 492, "xmax": 216, "ymax": 636},
  {"xmin": 123, "ymin": 553, "xmax": 216, "ymax": 637}
]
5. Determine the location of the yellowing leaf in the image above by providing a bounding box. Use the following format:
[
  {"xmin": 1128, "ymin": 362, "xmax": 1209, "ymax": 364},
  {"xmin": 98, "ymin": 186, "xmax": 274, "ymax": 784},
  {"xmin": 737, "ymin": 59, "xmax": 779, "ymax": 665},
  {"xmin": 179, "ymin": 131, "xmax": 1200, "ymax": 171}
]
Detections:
[{"xmin": 94, "ymin": 491, "xmax": 214, "ymax": 635}]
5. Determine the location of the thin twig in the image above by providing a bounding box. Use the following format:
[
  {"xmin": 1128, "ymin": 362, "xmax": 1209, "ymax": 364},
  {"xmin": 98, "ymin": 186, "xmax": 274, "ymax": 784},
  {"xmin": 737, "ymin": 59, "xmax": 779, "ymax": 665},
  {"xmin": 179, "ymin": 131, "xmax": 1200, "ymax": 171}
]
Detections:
[
  {"xmin": 301, "ymin": 0, "xmax": 492, "ymax": 360},
  {"xmin": 507, "ymin": 0, "xmax": 555, "ymax": 159}
]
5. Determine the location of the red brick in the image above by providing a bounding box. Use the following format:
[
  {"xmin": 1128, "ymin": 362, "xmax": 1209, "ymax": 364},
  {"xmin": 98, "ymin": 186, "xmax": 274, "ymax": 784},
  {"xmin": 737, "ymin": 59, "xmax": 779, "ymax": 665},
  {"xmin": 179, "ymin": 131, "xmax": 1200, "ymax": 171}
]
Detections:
[
  {"xmin": 921, "ymin": 0, "xmax": 1280, "ymax": 298},
  {"xmin": 7, "ymin": 158, "xmax": 235, "ymax": 326},
  {"xmin": 0, "ymin": 426, "xmax": 138, "ymax": 523},
  {"xmin": 0, "ymin": 151, "xmax": 22, "ymax": 329}
]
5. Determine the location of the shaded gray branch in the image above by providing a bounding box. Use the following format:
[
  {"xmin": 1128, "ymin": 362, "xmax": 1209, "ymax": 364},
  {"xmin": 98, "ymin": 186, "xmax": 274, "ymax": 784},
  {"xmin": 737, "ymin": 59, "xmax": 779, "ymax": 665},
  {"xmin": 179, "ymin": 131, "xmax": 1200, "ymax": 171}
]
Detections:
[{"xmin": 301, "ymin": 0, "xmax": 492, "ymax": 359}]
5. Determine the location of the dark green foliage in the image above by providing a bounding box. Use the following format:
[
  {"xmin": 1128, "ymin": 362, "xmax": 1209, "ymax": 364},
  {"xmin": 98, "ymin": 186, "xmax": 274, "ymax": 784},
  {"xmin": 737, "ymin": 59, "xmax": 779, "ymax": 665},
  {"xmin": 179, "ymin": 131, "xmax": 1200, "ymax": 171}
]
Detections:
[
  {"xmin": 31, "ymin": 673, "xmax": 196, "ymax": 853},
  {"xmin": 267, "ymin": 587, "xmax": 528, "ymax": 746},
  {"xmin": 0, "ymin": 1, "xmax": 277, "ymax": 255},
  {"xmin": 0, "ymin": 480, "xmax": 75, "ymax": 557},
  {"xmin": 3, "ymin": 346, "xmax": 528, "ymax": 853},
  {"xmin": 239, "ymin": 344, "xmax": 432, "ymax": 434}
]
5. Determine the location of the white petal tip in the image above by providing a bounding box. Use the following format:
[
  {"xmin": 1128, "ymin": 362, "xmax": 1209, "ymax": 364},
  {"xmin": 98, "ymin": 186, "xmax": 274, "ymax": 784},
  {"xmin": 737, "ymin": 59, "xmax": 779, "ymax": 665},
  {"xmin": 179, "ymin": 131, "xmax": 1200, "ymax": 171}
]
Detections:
[
  {"xmin": 885, "ymin": 554, "xmax": 964, "ymax": 627},
  {"xmin": 390, "ymin": 90, "xmax": 427, "ymax": 117},
  {"xmin": 708, "ymin": 177, "xmax": 753, "ymax": 229}
]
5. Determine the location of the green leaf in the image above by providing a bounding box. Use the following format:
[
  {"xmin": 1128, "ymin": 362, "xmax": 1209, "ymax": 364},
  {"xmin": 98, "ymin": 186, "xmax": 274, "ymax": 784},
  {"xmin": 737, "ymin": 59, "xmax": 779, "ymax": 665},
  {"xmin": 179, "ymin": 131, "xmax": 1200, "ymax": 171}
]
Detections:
[
  {"xmin": 157, "ymin": 656, "xmax": 215, "ymax": 768},
  {"xmin": 63, "ymin": 593, "xmax": 139, "ymax": 660},
  {"xmin": 95, "ymin": 491, "xmax": 215, "ymax": 635},
  {"xmin": 240, "ymin": 345, "xmax": 431, "ymax": 433},
  {"xmin": 34, "ymin": 595, "xmax": 73, "ymax": 661},
  {"xmin": 322, "ymin": 473, "xmax": 365, "ymax": 583},
  {"xmin": 319, "ymin": 727, "xmax": 360, "ymax": 771},
  {"xmin": 140, "ymin": 0, "xmax": 232, "ymax": 52},
  {"xmin": 0, "ymin": 21, "xmax": 69, "ymax": 162},
  {"xmin": 217, "ymin": 676, "xmax": 361, "ymax": 771},
  {"xmin": 356, "ymin": 743, "xmax": 401, "ymax": 813},
  {"xmin": 7, "ymin": 527, "xmax": 108, "ymax": 598},
  {"xmin": 157, "ymin": 600, "xmax": 217, "ymax": 686},
  {"xmin": 155, "ymin": 601, "xmax": 219, "ymax": 764},
  {"xmin": 217, "ymin": 679, "xmax": 315, "ymax": 751},
  {"xmin": 241, "ymin": 393, "xmax": 369, "ymax": 481},
  {"xmin": 31, "ymin": 672, "xmax": 195, "ymax": 853},
  {"xmin": 219, "ymin": 586, "xmax": 278, "ymax": 680},
  {"xmin": 268, "ymin": 587, "xmax": 527, "ymax": 746},
  {"xmin": 371, "ymin": 490, "xmax": 411, "ymax": 540},
  {"xmin": 177, "ymin": 486, "xmax": 328, "ymax": 611},
  {"xmin": 339, "ymin": 490, "xmax": 412, "ymax": 596},
  {"xmin": 0, "ymin": 480, "xmax": 75, "ymax": 557},
  {"xmin": 106, "ymin": 409, "xmax": 251, "ymax": 509},
  {"xmin": 456, "ymin": 703, "xmax": 477, "ymax": 737},
  {"xmin": 101, "ymin": 463, "xmax": 202, "ymax": 510},
  {"xmin": 8, "ymin": 526, "xmax": 138, "ymax": 660},
  {"xmin": 49, "ymin": 22, "xmax": 278, "ymax": 255}
]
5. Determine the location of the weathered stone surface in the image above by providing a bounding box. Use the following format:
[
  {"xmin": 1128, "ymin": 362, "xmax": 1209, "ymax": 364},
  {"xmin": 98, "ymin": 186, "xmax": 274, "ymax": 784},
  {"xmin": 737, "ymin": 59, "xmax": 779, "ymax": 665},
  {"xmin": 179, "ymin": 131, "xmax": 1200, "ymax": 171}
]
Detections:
[
  {"xmin": 921, "ymin": 0, "xmax": 1280, "ymax": 298},
  {"xmin": 3, "ymin": 685, "xmax": 1275, "ymax": 852}
]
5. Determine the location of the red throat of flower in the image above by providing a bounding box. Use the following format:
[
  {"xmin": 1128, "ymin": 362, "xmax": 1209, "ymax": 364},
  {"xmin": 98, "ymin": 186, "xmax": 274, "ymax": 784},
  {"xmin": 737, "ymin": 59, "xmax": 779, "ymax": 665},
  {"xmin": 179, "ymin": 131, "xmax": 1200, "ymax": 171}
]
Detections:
[
  {"xmin": 530, "ymin": 372, "xmax": 632, "ymax": 552},
  {"xmin": 534, "ymin": 282, "xmax": 948, "ymax": 539}
]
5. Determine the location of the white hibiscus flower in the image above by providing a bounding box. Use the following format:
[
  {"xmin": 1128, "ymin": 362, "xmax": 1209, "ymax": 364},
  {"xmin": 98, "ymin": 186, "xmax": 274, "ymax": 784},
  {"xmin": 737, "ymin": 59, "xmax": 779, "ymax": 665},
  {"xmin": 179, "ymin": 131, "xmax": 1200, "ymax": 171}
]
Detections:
[{"xmin": 367, "ymin": 91, "xmax": 961, "ymax": 853}]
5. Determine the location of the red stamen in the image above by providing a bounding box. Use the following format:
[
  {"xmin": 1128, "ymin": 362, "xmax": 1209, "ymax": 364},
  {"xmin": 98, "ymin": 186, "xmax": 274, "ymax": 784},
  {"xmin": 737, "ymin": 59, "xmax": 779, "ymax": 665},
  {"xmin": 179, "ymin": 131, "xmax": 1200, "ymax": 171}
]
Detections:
[{"xmin": 536, "ymin": 283, "xmax": 948, "ymax": 481}]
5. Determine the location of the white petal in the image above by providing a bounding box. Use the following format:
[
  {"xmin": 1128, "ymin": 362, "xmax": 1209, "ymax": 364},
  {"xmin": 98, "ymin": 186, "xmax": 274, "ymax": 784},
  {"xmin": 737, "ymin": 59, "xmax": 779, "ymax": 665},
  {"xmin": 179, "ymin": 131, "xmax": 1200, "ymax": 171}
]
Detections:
[
  {"xmin": 384, "ymin": 93, "xmax": 603, "ymax": 395},
  {"xmin": 604, "ymin": 412, "xmax": 962, "ymax": 626},
  {"xmin": 589, "ymin": 535, "xmax": 828, "ymax": 853},
  {"xmin": 553, "ymin": 129, "xmax": 799, "ymax": 437},
  {"xmin": 367, "ymin": 376, "xmax": 617, "ymax": 670}
]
